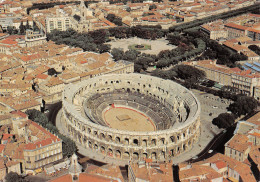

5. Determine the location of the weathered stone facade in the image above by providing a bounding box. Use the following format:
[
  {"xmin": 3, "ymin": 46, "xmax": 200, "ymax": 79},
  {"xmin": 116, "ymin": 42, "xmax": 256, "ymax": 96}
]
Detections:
[{"xmin": 62, "ymin": 73, "xmax": 201, "ymax": 162}]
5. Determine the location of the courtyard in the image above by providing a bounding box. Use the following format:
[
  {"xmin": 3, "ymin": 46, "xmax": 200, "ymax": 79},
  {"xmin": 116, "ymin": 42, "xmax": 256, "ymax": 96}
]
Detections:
[{"xmin": 106, "ymin": 37, "xmax": 177, "ymax": 55}]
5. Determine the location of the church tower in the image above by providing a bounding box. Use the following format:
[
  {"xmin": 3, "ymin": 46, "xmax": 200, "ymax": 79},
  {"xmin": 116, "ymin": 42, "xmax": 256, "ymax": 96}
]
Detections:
[{"xmin": 69, "ymin": 153, "xmax": 83, "ymax": 181}]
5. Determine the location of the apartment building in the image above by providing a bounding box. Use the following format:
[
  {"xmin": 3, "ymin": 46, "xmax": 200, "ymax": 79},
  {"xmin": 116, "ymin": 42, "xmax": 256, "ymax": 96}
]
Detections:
[
  {"xmin": 224, "ymin": 134, "xmax": 251, "ymax": 162},
  {"xmin": 185, "ymin": 60, "xmax": 260, "ymax": 97},
  {"xmin": 45, "ymin": 16, "xmax": 71, "ymax": 33}
]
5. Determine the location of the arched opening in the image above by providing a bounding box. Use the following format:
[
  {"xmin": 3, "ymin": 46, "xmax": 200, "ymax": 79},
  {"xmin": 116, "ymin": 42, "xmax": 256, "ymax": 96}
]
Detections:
[
  {"xmin": 115, "ymin": 150, "xmax": 121, "ymax": 158},
  {"xmin": 151, "ymin": 152, "xmax": 156, "ymax": 160},
  {"xmin": 183, "ymin": 144, "xmax": 186, "ymax": 151},
  {"xmin": 133, "ymin": 139, "xmax": 138, "ymax": 146},
  {"xmin": 151, "ymin": 139, "xmax": 156, "ymax": 146},
  {"xmin": 133, "ymin": 152, "xmax": 139, "ymax": 160},
  {"xmin": 142, "ymin": 153, "xmax": 148, "ymax": 159},
  {"xmin": 125, "ymin": 138, "xmax": 129, "ymax": 145},
  {"xmin": 123, "ymin": 152, "xmax": 130, "ymax": 159},
  {"xmin": 94, "ymin": 131, "xmax": 98, "ymax": 136},
  {"xmin": 100, "ymin": 133, "xmax": 105, "ymax": 139},
  {"xmin": 142, "ymin": 139, "xmax": 147, "ymax": 147},
  {"xmin": 159, "ymin": 138, "xmax": 165, "ymax": 145},
  {"xmin": 170, "ymin": 136, "xmax": 175, "ymax": 143},
  {"xmin": 107, "ymin": 149, "xmax": 113, "ymax": 157},
  {"xmin": 108, "ymin": 135, "xmax": 112, "ymax": 141},
  {"xmin": 115, "ymin": 137, "xmax": 120, "ymax": 143},
  {"xmin": 170, "ymin": 149, "xmax": 174, "ymax": 157},
  {"xmin": 127, "ymin": 88, "xmax": 130, "ymax": 92},
  {"xmin": 160, "ymin": 151, "xmax": 165, "ymax": 160},
  {"xmin": 100, "ymin": 146, "xmax": 105, "ymax": 154},
  {"xmin": 94, "ymin": 144, "xmax": 98, "ymax": 150},
  {"xmin": 88, "ymin": 128, "xmax": 91, "ymax": 134},
  {"xmin": 88, "ymin": 141, "xmax": 92, "ymax": 148},
  {"xmin": 183, "ymin": 133, "xmax": 185, "ymax": 139}
]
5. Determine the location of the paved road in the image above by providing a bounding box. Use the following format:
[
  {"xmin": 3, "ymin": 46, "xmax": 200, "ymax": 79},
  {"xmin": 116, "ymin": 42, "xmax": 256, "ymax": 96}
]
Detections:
[{"xmin": 46, "ymin": 101, "xmax": 62, "ymax": 125}]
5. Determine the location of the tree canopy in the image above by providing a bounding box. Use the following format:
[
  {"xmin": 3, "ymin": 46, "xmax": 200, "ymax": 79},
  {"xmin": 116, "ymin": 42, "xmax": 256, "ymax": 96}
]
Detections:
[
  {"xmin": 227, "ymin": 96, "xmax": 258, "ymax": 117},
  {"xmin": 212, "ymin": 113, "xmax": 235, "ymax": 129},
  {"xmin": 5, "ymin": 172, "xmax": 26, "ymax": 182}
]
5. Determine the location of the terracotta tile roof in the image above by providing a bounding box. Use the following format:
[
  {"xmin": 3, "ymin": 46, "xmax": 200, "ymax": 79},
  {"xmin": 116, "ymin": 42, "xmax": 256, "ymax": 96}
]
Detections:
[
  {"xmin": 225, "ymin": 23, "xmax": 249, "ymax": 31},
  {"xmin": 0, "ymin": 144, "xmax": 5, "ymax": 153},
  {"xmin": 225, "ymin": 134, "xmax": 250, "ymax": 153},
  {"xmin": 49, "ymin": 174, "xmax": 72, "ymax": 182},
  {"xmin": 214, "ymin": 160, "xmax": 227, "ymax": 169},
  {"xmin": 79, "ymin": 173, "xmax": 117, "ymax": 182},
  {"xmin": 0, "ymin": 159, "xmax": 5, "ymax": 169},
  {"xmin": 2, "ymin": 134, "xmax": 13, "ymax": 141},
  {"xmin": 46, "ymin": 77, "xmax": 64, "ymax": 87},
  {"xmin": 36, "ymin": 74, "xmax": 48, "ymax": 80},
  {"xmin": 180, "ymin": 165, "xmax": 222, "ymax": 180}
]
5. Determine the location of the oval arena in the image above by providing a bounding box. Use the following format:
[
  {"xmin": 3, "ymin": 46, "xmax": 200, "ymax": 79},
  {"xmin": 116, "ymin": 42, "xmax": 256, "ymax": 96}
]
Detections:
[{"xmin": 61, "ymin": 73, "xmax": 201, "ymax": 163}]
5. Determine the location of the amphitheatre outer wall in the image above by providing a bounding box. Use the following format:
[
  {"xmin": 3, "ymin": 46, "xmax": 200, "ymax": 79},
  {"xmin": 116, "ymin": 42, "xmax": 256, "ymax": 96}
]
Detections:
[{"xmin": 61, "ymin": 73, "xmax": 201, "ymax": 162}]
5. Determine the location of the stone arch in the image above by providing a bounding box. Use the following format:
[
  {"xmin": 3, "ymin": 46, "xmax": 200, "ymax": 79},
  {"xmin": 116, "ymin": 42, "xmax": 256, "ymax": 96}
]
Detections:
[
  {"xmin": 94, "ymin": 144, "xmax": 98, "ymax": 150},
  {"xmin": 142, "ymin": 139, "xmax": 147, "ymax": 147},
  {"xmin": 160, "ymin": 151, "xmax": 165, "ymax": 160},
  {"xmin": 115, "ymin": 137, "xmax": 120, "ymax": 143},
  {"xmin": 170, "ymin": 149, "xmax": 174, "ymax": 157},
  {"xmin": 142, "ymin": 153, "xmax": 148, "ymax": 159},
  {"xmin": 133, "ymin": 152, "xmax": 139, "ymax": 160},
  {"xmin": 151, "ymin": 152, "xmax": 156, "ymax": 160},
  {"xmin": 100, "ymin": 146, "xmax": 105, "ymax": 154},
  {"xmin": 115, "ymin": 150, "xmax": 121, "ymax": 158},
  {"xmin": 151, "ymin": 139, "xmax": 156, "ymax": 146},
  {"xmin": 170, "ymin": 136, "xmax": 175, "ymax": 143},
  {"xmin": 133, "ymin": 139, "xmax": 138, "ymax": 146},
  {"xmin": 88, "ymin": 141, "xmax": 92, "ymax": 148},
  {"xmin": 108, "ymin": 135, "xmax": 113, "ymax": 141},
  {"xmin": 100, "ymin": 133, "xmax": 105, "ymax": 139},
  {"xmin": 107, "ymin": 148, "xmax": 113, "ymax": 157},
  {"xmin": 88, "ymin": 128, "xmax": 91, "ymax": 134},
  {"xmin": 123, "ymin": 152, "xmax": 130, "ymax": 159},
  {"xmin": 124, "ymin": 138, "xmax": 129, "ymax": 145},
  {"xmin": 159, "ymin": 138, "xmax": 165, "ymax": 145}
]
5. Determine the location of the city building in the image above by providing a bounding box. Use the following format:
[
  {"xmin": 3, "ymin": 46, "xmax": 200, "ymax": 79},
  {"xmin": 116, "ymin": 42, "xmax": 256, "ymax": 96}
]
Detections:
[
  {"xmin": 128, "ymin": 160, "xmax": 173, "ymax": 182},
  {"xmin": 185, "ymin": 60, "xmax": 260, "ymax": 97}
]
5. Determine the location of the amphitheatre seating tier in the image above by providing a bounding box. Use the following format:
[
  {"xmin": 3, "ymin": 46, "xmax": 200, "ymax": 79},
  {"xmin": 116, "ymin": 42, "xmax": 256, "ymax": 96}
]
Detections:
[{"xmin": 83, "ymin": 90, "xmax": 175, "ymax": 130}]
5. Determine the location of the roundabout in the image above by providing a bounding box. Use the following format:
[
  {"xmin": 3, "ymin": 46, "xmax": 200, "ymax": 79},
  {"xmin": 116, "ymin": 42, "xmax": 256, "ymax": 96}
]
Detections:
[{"xmin": 60, "ymin": 73, "xmax": 201, "ymax": 163}]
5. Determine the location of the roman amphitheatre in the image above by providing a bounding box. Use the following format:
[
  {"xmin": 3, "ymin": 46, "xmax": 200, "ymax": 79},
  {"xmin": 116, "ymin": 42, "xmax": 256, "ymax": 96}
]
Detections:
[{"xmin": 61, "ymin": 73, "xmax": 200, "ymax": 163}]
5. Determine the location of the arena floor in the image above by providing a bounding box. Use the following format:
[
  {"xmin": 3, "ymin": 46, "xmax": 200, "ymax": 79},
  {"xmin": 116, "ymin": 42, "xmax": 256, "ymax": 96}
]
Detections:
[{"xmin": 103, "ymin": 107, "xmax": 156, "ymax": 132}]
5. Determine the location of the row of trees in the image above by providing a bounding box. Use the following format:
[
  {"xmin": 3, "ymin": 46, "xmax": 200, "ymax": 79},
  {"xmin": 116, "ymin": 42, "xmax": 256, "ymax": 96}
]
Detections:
[
  {"xmin": 156, "ymin": 37, "xmax": 206, "ymax": 68},
  {"xmin": 27, "ymin": 1, "xmax": 80, "ymax": 14},
  {"xmin": 248, "ymin": 45, "xmax": 260, "ymax": 56},
  {"xmin": 25, "ymin": 109, "xmax": 77, "ymax": 158},
  {"xmin": 47, "ymin": 28, "xmax": 111, "ymax": 53},
  {"xmin": 151, "ymin": 65, "xmax": 206, "ymax": 88},
  {"xmin": 106, "ymin": 14, "xmax": 123, "ymax": 26},
  {"xmin": 108, "ymin": 25, "xmax": 167, "ymax": 40},
  {"xmin": 213, "ymin": 96, "xmax": 258, "ymax": 129},
  {"xmin": 183, "ymin": 30, "xmax": 247, "ymax": 67},
  {"xmin": 169, "ymin": 4, "xmax": 260, "ymax": 32}
]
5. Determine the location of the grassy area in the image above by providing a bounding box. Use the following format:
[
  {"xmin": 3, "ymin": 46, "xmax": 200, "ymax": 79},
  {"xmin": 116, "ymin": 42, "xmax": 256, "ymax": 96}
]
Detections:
[{"xmin": 128, "ymin": 44, "xmax": 151, "ymax": 51}]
